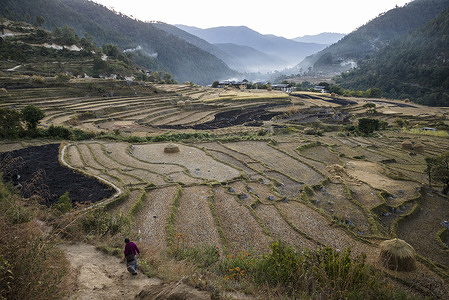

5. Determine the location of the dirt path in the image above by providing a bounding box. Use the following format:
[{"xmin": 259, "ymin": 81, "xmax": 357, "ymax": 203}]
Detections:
[
  {"xmin": 60, "ymin": 243, "xmax": 162, "ymax": 299},
  {"xmin": 60, "ymin": 243, "xmax": 213, "ymax": 300}
]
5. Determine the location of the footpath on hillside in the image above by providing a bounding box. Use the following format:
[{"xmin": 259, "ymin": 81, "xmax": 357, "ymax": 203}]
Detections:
[{"xmin": 59, "ymin": 243, "xmax": 211, "ymax": 300}]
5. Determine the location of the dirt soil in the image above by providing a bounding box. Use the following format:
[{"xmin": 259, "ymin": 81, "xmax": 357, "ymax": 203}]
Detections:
[
  {"xmin": 0, "ymin": 144, "xmax": 114, "ymax": 205},
  {"xmin": 157, "ymin": 104, "xmax": 285, "ymax": 130},
  {"xmin": 60, "ymin": 243, "xmax": 211, "ymax": 300}
]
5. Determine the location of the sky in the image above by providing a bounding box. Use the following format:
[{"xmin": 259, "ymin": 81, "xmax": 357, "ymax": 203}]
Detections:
[{"xmin": 92, "ymin": 0, "xmax": 412, "ymax": 38}]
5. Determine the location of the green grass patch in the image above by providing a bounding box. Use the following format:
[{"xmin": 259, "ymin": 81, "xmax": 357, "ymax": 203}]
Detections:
[{"xmin": 402, "ymin": 128, "xmax": 449, "ymax": 137}]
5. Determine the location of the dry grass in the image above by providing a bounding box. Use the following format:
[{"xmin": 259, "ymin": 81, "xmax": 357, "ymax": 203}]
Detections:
[{"xmin": 132, "ymin": 143, "xmax": 241, "ymax": 182}]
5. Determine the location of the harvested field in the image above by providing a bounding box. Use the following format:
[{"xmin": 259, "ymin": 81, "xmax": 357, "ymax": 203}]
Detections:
[
  {"xmin": 213, "ymin": 186, "xmax": 271, "ymax": 252},
  {"xmin": 136, "ymin": 186, "xmax": 180, "ymax": 247},
  {"xmin": 277, "ymin": 201, "xmax": 379, "ymax": 263},
  {"xmin": 174, "ymin": 185, "xmax": 222, "ymax": 247},
  {"xmin": 132, "ymin": 143, "xmax": 241, "ymax": 182},
  {"xmin": 2, "ymin": 81, "xmax": 449, "ymax": 297},
  {"xmin": 396, "ymin": 190, "xmax": 449, "ymax": 268},
  {"xmin": 254, "ymin": 204, "xmax": 319, "ymax": 249},
  {"xmin": 311, "ymin": 182, "xmax": 373, "ymax": 234},
  {"xmin": 226, "ymin": 141, "xmax": 325, "ymax": 186},
  {"xmin": 345, "ymin": 160, "xmax": 422, "ymax": 204}
]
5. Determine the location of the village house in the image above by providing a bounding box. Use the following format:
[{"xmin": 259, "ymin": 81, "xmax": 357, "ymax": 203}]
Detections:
[{"xmin": 271, "ymin": 83, "xmax": 292, "ymax": 93}]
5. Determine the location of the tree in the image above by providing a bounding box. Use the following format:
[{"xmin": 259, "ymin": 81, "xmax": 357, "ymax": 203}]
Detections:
[
  {"xmin": 34, "ymin": 16, "xmax": 45, "ymax": 27},
  {"xmin": 362, "ymin": 103, "xmax": 377, "ymax": 114},
  {"xmin": 212, "ymin": 80, "xmax": 219, "ymax": 88},
  {"xmin": 358, "ymin": 118, "xmax": 380, "ymax": 135},
  {"xmin": 102, "ymin": 44, "xmax": 119, "ymax": 58},
  {"xmin": 426, "ymin": 152, "xmax": 449, "ymax": 194},
  {"xmin": 0, "ymin": 108, "xmax": 22, "ymax": 138},
  {"xmin": 80, "ymin": 32, "xmax": 96, "ymax": 51},
  {"xmin": 367, "ymin": 88, "xmax": 382, "ymax": 98},
  {"xmin": 21, "ymin": 105, "xmax": 45, "ymax": 130},
  {"xmin": 54, "ymin": 24, "xmax": 79, "ymax": 45}
]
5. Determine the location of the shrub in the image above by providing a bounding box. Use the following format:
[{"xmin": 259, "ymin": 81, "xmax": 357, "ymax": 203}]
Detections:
[
  {"xmin": 0, "ymin": 179, "xmax": 68, "ymax": 299},
  {"xmin": 80, "ymin": 208, "xmax": 130, "ymax": 236},
  {"xmin": 53, "ymin": 191, "xmax": 72, "ymax": 214},
  {"xmin": 56, "ymin": 73, "xmax": 71, "ymax": 82},
  {"xmin": 47, "ymin": 124, "xmax": 72, "ymax": 139},
  {"xmin": 169, "ymin": 233, "xmax": 221, "ymax": 269}
]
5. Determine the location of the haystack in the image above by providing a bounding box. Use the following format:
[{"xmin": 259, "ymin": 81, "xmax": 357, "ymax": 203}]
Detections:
[
  {"xmin": 379, "ymin": 238, "xmax": 416, "ymax": 271},
  {"xmin": 401, "ymin": 141, "xmax": 414, "ymax": 151},
  {"xmin": 164, "ymin": 143, "xmax": 180, "ymax": 153},
  {"xmin": 413, "ymin": 142, "xmax": 425, "ymax": 154}
]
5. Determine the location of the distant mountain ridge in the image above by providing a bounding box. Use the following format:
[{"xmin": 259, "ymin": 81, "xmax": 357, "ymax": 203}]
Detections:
[
  {"xmin": 292, "ymin": 33, "xmax": 346, "ymax": 45},
  {"xmin": 175, "ymin": 25, "xmax": 327, "ymax": 70}
]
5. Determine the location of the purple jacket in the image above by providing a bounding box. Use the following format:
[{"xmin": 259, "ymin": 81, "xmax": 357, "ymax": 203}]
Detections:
[{"xmin": 124, "ymin": 242, "xmax": 140, "ymax": 256}]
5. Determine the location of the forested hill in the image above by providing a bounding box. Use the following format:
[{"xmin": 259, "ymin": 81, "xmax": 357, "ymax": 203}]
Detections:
[
  {"xmin": 1, "ymin": 0, "xmax": 236, "ymax": 84},
  {"xmin": 293, "ymin": 0, "xmax": 449, "ymax": 74},
  {"xmin": 335, "ymin": 7, "xmax": 449, "ymax": 107}
]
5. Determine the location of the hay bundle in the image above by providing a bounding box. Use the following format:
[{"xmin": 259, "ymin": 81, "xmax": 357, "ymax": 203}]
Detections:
[
  {"xmin": 164, "ymin": 143, "xmax": 180, "ymax": 153},
  {"xmin": 177, "ymin": 101, "xmax": 185, "ymax": 106},
  {"xmin": 379, "ymin": 238, "xmax": 416, "ymax": 271},
  {"xmin": 184, "ymin": 99, "xmax": 191, "ymax": 105},
  {"xmin": 401, "ymin": 141, "xmax": 413, "ymax": 151},
  {"xmin": 413, "ymin": 142, "xmax": 425, "ymax": 153}
]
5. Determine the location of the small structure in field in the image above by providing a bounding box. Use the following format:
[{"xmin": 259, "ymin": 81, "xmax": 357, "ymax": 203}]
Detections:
[
  {"xmin": 379, "ymin": 238, "xmax": 416, "ymax": 271},
  {"xmin": 164, "ymin": 143, "xmax": 180, "ymax": 153}
]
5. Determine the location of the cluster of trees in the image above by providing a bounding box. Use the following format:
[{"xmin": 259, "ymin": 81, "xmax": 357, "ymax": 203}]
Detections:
[
  {"xmin": 335, "ymin": 7, "xmax": 449, "ymax": 106},
  {"xmin": 295, "ymin": 0, "xmax": 449, "ymax": 76},
  {"xmin": 2, "ymin": 0, "xmax": 236, "ymax": 84},
  {"xmin": 0, "ymin": 105, "xmax": 45, "ymax": 138},
  {"xmin": 341, "ymin": 118, "xmax": 388, "ymax": 137},
  {"xmin": 1, "ymin": 18, "xmax": 176, "ymax": 80},
  {"xmin": 0, "ymin": 105, "xmax": 94, "ymax": 140}
]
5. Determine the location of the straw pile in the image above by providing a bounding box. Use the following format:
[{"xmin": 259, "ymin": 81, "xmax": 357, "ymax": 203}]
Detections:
[
  {"xmin": 379, "ymin": 238, "xmax": 416, "ymax": 271},
  {"xmin": 164, "ymin": 143, "xmax": 180, "ymax": 153}
]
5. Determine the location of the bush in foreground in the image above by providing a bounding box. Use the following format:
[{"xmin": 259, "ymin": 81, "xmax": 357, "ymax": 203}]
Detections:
[{"xmin": 0, "ymin": 179, "xmax": 69, "ymax": 299}]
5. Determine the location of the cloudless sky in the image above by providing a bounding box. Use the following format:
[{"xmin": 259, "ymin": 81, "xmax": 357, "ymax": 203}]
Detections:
[{"xmin": 92, "ymin": 0, "xmax": 412, "ymax": 38}]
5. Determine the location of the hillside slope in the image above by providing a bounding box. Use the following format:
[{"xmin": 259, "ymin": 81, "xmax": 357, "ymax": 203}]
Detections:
[
  {"xmin": 292, "ymin": 0, "xmax": 449, "ymax": 74},
  {"xmin": 335, "ymin": 7, "xmax": 449, "ymax": 106},
  {"xmin": 1, "ymin": 0, "xmax": 236, "ymax": 84}
]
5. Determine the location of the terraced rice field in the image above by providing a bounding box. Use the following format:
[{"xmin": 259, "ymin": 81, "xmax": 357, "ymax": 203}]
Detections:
[{"xmin": 2, "ymin": 81, "xmax": 449, "ymax": 295}]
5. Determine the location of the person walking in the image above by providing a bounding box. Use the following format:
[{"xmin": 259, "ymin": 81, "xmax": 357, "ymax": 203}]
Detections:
[{"xmin": 124, "ymin": 238, "xmax": 140, "ymax": 275}]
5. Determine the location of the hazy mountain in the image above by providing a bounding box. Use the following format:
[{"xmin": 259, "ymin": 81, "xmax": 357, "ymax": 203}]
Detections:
[
  {"xmin": 214, "ymin": 43, "xmax": 289, "ymax": 73},
  {"xmin": 335, "ymin": 6, "xmax": 449, "ymax": 106},
  {"xmin": 292, "ymin": 0, "xmax": 449, "ymax": 75},
  {"xmin": 176, "ymin": 25, "xmax": 327, "ymax": 68},
  {"xmin": 154, "ymin": 23, "xmax": 287, "ymax": 72},
  {"xmin": 293, "ymin": 33, "xmax": 346, "ymax": 45},
  {"xmin": 1, "ymin": 0, "xmax": 236, "ymax": 84}
]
